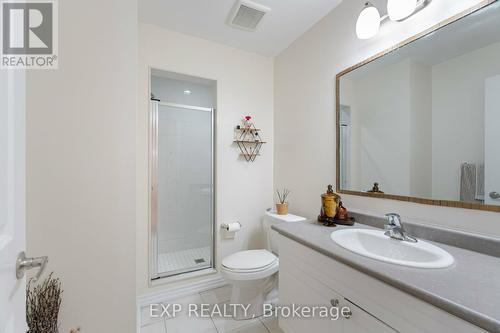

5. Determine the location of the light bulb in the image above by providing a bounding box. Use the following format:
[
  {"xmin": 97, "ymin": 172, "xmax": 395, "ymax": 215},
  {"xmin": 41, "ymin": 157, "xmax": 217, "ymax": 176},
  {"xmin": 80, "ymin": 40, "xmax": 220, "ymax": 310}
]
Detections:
[
  {"xmin": 356, "ymin": 2, "xmax": 381, "ymax": 40},
  {"xmin": 387, "ymin": 0, "xmax": 417, "ymax": 21}
]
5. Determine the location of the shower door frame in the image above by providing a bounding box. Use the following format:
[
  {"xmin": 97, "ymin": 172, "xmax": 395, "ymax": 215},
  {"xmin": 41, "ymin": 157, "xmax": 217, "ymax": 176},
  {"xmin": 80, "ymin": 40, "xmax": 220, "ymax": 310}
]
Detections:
[{"xmin": 149, "ymin": 98, "xmax": 216, "ymax": 281}]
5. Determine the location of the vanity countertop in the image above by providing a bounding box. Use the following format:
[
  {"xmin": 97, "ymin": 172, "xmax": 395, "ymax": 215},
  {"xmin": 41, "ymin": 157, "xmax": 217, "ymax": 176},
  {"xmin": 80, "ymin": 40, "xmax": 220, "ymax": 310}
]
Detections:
[{"xmin": 272, "ymin": 220, "xmax": 500, "ymax": 333}]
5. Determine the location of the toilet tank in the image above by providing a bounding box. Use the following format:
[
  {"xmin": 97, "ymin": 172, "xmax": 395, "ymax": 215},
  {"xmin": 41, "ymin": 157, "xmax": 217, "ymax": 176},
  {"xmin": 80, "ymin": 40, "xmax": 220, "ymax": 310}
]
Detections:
[{"xmin": 262, "ymin": 209, "xmax": 306, "ymax": 256}]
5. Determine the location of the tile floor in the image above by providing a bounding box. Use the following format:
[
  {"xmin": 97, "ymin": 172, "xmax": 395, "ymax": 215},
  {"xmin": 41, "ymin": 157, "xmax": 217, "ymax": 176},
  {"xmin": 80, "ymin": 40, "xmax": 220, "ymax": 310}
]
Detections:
[{"xmin": 140, "ymin": 285, "xmax": 284, "ymax": 333}]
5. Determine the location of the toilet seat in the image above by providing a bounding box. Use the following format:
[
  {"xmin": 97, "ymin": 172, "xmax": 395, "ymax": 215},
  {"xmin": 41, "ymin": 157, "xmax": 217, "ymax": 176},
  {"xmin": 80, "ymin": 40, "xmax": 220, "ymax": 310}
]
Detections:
[
  {"xmin": 223, "ymin": 249, "xmax": 277, "ymax": 271},
  {"xmin": 221, "ymin": 249, "xmax": 279, "ymax": 281}
]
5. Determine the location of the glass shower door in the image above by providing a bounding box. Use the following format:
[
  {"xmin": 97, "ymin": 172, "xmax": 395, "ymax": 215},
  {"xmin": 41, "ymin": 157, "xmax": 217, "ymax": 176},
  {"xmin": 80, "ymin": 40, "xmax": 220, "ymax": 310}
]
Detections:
[{"xmin": 151, "ymin": 101, "xmax": 214, "ymax": 278}]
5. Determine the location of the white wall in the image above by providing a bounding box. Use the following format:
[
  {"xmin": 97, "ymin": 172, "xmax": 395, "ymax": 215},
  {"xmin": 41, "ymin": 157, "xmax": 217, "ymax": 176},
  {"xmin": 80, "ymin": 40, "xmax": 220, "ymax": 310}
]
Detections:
[
  {"xmin": 26, "ymin": 0, "xmax": 137, "ymax": 332},
  {"xmin": 274, "ymin": 0, "xmax": 500, "ymax": 237},
  {"xmin": 432, "ymin": 41, "xmax": 500, "ymax": 200},
  {"xmin": 137, "ymin": 23, "xmax": 274, "ymax": 296}
]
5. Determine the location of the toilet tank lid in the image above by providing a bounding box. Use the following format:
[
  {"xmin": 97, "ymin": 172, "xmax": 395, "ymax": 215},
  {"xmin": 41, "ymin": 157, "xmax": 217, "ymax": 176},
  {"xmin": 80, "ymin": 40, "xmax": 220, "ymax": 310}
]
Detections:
[{"xmin": 265, "ymin": 210, "xmax": 307, "ymax": 222}]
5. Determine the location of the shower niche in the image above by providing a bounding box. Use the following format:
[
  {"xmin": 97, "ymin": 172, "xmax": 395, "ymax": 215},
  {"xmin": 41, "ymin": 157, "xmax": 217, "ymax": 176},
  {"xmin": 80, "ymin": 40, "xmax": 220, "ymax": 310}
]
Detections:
[{"xmin": 149, "ymin": 69, "xmax": 216, "ymax": 279}]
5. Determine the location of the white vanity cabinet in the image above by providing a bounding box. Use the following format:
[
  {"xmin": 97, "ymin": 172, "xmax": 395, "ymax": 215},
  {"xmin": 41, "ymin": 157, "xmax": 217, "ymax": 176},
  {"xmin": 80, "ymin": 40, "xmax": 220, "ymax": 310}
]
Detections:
[
  {"xmin": 278, "ymin": 235, "xmax": 487, "ymax": 333},
  {"xmin": 279, "ymin": 256, "xmax": 345, "ymax": 332},
  {"xmin": 279, "ymin": 252, "xmax": 395, "ymax": 333},
  {"xmin": 343, "ymin": 300, "xmax": 397, "ymax": 333}
]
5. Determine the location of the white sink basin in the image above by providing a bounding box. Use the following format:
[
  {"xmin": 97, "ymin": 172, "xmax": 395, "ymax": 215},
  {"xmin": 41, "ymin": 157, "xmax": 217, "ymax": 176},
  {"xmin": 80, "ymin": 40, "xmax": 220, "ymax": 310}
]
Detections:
[{"xmin": 330, "ymin": 229, "xmax": 454, "ymax": 269}]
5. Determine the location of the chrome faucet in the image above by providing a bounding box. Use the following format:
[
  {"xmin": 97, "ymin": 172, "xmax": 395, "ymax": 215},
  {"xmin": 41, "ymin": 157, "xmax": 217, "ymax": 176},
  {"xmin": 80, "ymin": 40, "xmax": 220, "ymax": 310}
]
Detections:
[{"xmin": 384, "ymin": 213, "xmax": 417, "ymax": 243}]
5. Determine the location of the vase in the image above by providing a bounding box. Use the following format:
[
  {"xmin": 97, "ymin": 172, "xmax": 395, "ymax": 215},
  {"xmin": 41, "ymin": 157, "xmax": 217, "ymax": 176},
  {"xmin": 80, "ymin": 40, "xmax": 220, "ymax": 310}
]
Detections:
[{"xmin": 276, "ymin": 203, "xmax": 288, "ymax": 215}]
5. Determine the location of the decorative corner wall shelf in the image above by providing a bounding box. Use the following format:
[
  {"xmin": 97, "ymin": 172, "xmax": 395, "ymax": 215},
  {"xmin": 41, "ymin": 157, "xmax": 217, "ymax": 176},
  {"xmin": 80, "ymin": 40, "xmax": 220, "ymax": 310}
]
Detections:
[{"xmin": 234, "ymin": 116, "xmax": 266, "ymax": 162}]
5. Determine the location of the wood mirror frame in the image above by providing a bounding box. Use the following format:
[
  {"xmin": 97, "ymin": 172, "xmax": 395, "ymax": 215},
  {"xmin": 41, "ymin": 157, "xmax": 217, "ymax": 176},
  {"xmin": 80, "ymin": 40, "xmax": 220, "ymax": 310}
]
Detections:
[{"xmin": 335, "ymin": 0, "xmax": 500, "ymax": 213}]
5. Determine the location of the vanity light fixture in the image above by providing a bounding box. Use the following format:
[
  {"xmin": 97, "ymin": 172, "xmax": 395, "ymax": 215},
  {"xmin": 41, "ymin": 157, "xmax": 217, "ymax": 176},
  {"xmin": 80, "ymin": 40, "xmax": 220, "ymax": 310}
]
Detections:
[
  {"xmin": 356, "ymin": 2, "xmax": 381, "ymax": 40},
  {"xmin": 356, "ymin": 0, "xmax": 430, "ymax": 39},
  {"xmin": 183, "ymin": 89, "xmax": 192, "ymax": 95},
  {"xmin": 387, "ymin": 0, "xmax": 418, "ymax": 21}
]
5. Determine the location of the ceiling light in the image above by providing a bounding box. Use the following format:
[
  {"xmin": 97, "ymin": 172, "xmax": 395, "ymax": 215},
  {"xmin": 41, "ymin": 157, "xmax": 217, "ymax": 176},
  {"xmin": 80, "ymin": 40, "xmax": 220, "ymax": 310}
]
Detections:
[
  {"xmin": 183, "ymin": 90, "xmax": 192, "ymax": 95},
  {"xmin": 387, "ymin": 0, "xmax": 418, "ymax": 21},
  {"xmin": 356, "ymin": 2, "xmax": 381, "ymax": 40}
]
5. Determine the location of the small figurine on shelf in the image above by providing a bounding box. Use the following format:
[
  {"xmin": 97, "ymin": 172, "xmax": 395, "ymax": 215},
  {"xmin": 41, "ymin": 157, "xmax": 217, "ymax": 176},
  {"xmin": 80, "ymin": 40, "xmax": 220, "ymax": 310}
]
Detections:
[
  {"xmin": 367, "ymin": 182, "xmax": 384, "ymax": 193},
  {"xmin": 336, "ymin": 201, "xmax": 348, "ymax": 220},
  {"xmin": 335, "ymin": 200, "xmax": 355, "ymax": 225},
  {"xmin": 243, "ymin": 115, "xmax": 253, "ymax": 129}
]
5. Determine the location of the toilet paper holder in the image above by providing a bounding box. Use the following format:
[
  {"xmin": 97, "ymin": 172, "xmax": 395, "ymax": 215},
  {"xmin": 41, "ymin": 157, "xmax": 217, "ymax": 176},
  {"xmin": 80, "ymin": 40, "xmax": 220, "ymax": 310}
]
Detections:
[{"xmin": 221, "ymin": 222, "xmax": 242, "ymax": 231}]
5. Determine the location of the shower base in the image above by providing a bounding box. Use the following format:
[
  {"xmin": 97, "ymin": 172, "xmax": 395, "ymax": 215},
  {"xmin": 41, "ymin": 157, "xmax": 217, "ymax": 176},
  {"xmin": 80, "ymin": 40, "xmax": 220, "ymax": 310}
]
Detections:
[{"xmin": 158, "ymin": 246, "xmax": 211, "ymax": 275}]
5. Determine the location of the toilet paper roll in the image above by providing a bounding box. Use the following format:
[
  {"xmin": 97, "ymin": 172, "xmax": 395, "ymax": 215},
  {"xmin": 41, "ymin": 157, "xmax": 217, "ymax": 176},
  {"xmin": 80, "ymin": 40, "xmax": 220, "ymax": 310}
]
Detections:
[{"xmin": 225, "ymin": 222, "xmax": 241, "ymax": 232}]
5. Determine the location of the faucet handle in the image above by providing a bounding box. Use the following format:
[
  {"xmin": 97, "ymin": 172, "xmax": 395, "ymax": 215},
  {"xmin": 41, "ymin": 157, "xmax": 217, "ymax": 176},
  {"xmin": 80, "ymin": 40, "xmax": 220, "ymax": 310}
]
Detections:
[
  {"xmin": 384, "ymin": 213, "xmax": 401, "ymax": 228},
  {"xmin": 384, "ymin": 213, "xmax": 418, "ymax": 243}
]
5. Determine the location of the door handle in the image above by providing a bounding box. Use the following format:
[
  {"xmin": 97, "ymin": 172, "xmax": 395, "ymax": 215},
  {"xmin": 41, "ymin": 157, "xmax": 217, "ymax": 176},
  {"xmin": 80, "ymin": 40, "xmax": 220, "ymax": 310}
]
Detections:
[
  {"xmin": 16, "ymin": 251, "xmax": 48, "ymax": 282},
  {"xmin": 490, "ymin": 192, "xmax": 500, "ymax": 199}
]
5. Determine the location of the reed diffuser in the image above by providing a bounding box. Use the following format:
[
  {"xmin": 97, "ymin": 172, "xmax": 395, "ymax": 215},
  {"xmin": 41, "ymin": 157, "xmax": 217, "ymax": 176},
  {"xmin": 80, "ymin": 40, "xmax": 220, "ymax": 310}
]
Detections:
[{"xmin": 276, "ymin": 188, "xmax": 291, "ymax": 215}]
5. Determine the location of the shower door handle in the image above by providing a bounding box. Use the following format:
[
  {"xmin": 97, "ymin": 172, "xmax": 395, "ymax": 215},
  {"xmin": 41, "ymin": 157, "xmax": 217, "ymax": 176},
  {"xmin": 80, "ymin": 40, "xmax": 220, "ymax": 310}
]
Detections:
[{"xmin": 490, "ymin": 192, "xmax": 500, "ymax": 199}]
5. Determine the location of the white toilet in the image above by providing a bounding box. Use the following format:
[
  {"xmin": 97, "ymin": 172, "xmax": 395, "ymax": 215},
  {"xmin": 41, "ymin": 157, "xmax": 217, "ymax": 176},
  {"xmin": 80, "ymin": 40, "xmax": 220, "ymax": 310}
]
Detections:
[{"xmin": 221, "ymin": 210, "xmax": 306, "ymax": 319}]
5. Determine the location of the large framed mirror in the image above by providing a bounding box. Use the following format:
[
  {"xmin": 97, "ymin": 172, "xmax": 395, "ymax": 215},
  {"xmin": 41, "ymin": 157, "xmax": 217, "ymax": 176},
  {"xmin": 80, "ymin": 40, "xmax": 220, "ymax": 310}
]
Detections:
[{"xmin": 336, "ymin": 0, "xmax": 500, "ymax": 212}]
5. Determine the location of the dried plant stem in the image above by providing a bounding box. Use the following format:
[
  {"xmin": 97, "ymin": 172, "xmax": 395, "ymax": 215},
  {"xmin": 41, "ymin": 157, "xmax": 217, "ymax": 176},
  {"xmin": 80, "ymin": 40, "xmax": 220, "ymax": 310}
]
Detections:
[{"xmin": 26, "ymin": 272, "xmax": 62, "ymax": 333}]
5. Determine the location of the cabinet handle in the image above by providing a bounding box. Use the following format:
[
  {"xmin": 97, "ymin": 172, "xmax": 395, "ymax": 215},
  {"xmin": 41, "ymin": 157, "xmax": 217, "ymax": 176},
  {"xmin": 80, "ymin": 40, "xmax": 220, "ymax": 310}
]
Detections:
[
  {"xmin": 330, "ymin": 298, "xmax": 339, "ymax": 307},
  {"xmin": 343, "ymin": 309, "xmax": 353, "ymax": 319}
]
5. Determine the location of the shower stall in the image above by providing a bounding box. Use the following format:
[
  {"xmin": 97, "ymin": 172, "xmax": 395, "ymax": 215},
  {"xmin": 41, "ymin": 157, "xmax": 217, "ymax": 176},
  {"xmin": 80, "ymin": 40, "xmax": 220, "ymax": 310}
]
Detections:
[{"xmin": 149, "ymin": 69, "xmax": 216, "ymax": 279}]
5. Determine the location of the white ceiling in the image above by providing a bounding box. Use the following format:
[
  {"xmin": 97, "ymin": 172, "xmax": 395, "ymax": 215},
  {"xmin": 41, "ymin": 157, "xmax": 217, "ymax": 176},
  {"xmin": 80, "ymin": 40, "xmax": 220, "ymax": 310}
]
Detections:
[{"xmin": 139, "ymin": 0, "xmax": 344, "ymax": 57}]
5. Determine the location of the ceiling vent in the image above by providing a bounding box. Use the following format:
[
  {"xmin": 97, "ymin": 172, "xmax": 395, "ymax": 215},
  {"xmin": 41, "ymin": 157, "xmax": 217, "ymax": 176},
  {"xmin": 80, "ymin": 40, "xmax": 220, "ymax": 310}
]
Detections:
[{"xmin": 227, "ymin": 0, "xmax": 271, "ymax": 31}]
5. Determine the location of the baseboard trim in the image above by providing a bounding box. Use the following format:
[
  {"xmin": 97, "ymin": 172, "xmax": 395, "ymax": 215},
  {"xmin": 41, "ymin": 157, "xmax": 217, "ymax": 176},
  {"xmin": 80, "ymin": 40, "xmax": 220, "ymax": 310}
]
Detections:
[{"xmin": 137, "ymin": 273, "xmax": 227, "ymax": 307}]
